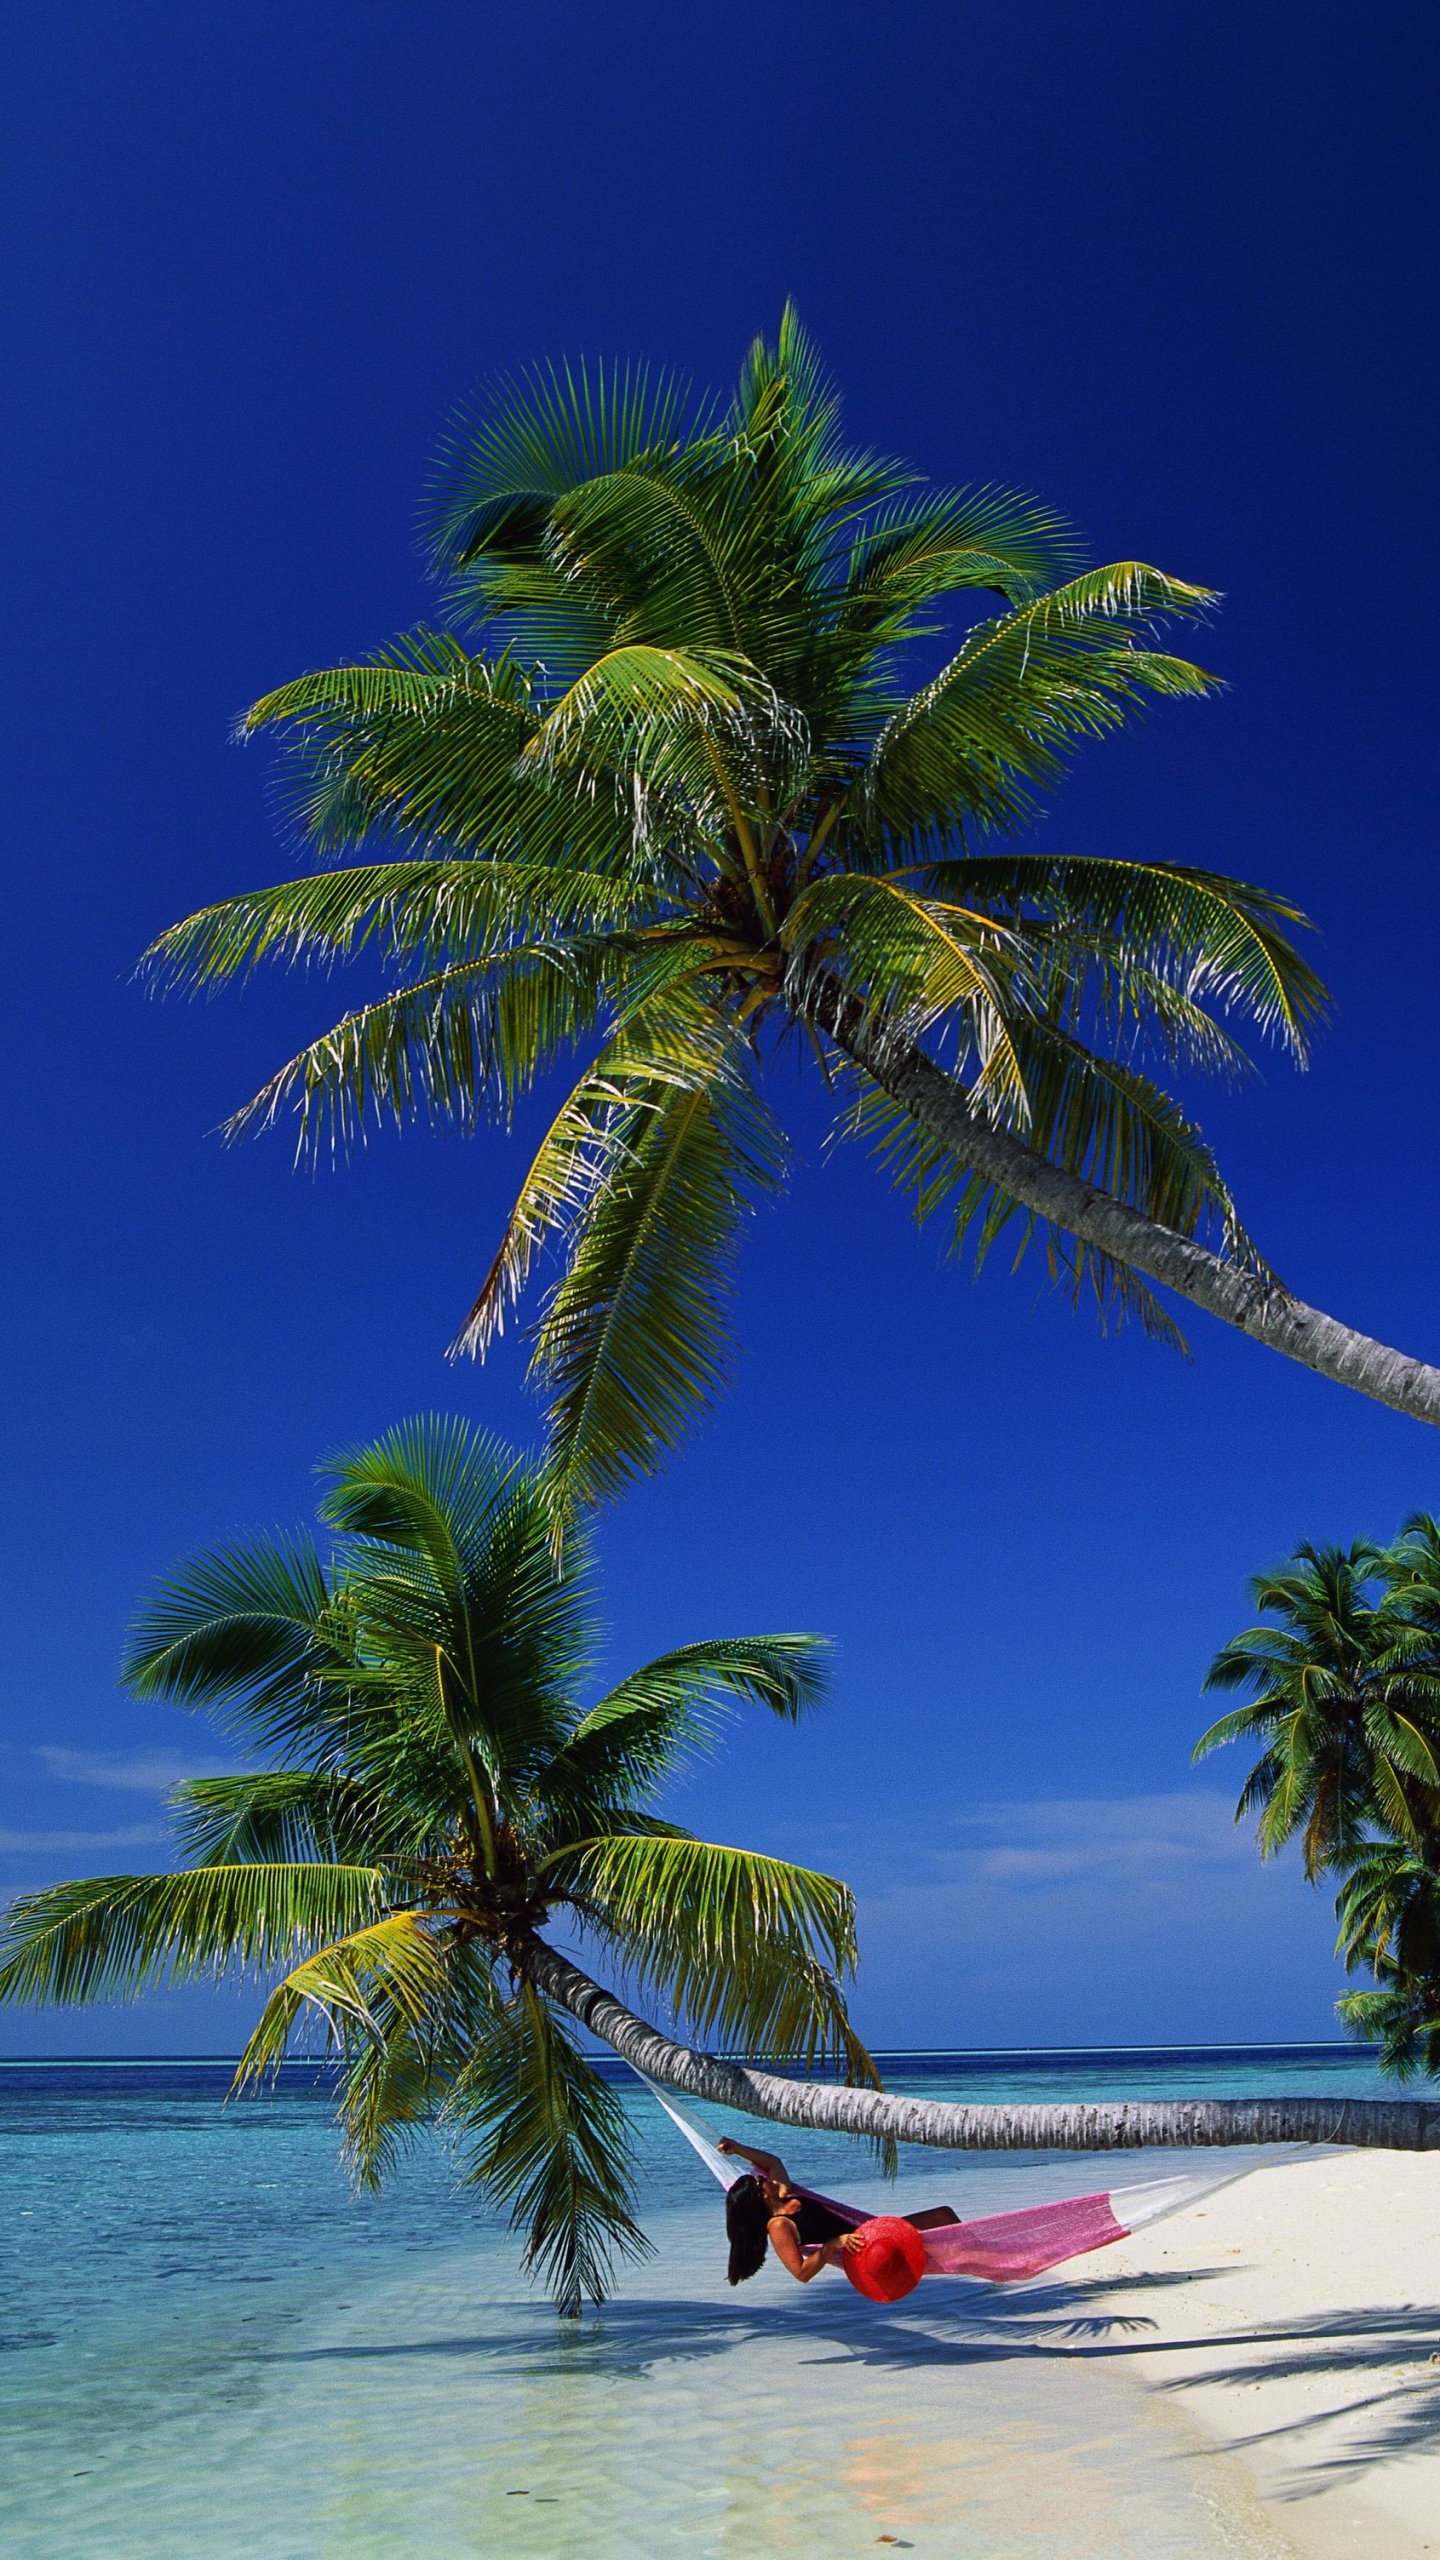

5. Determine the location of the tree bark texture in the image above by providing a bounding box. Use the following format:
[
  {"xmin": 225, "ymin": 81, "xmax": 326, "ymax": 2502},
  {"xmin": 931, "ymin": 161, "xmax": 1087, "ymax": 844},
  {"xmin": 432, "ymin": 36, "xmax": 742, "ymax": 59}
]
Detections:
[
  {"xmin": 812, "ymin": 988, "xmax": 1440, "ymax": 1429},
  {"xmin": 521, "ymin": 1939, "xmax": 1440, "ymax": 2154}
]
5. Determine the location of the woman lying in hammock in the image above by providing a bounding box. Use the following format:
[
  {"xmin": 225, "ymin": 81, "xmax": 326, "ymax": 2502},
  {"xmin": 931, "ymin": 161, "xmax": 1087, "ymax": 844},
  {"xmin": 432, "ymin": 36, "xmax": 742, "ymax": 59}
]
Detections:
[{"xmin": 716, "ymin": 2136, "xmax": 960, "ymax": 2285}]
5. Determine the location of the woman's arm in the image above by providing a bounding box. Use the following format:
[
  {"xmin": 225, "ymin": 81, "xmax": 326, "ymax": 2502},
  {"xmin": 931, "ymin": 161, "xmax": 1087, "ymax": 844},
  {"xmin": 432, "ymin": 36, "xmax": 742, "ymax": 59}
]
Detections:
[
  {"xmin": 716, "ymin": 2137, "xmax": 789, "ymax": 2183},
  {"xmin": 767, "ymin": 2216, "xmax": 832, "ymax": 2283}
]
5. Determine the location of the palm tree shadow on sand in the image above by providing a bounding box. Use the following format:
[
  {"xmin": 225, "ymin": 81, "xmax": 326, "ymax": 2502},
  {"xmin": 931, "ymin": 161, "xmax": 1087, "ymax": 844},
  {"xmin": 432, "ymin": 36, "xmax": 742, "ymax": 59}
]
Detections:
[
  {"xmin": 256, "ymin": 2263, "xmax": 1215, "ymax": 2384},
  {"xmin": 258, "ymin": 2260, "xmax": 1440, "ymax": 2494},
  {"xmin": 1131, "ymin": 2300, "xmax": 1440, "ymax": 2488}
]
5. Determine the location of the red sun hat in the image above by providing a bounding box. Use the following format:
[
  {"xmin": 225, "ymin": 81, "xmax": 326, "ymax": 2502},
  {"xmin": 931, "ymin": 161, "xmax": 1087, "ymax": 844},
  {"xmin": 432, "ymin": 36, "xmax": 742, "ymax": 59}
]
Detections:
[{"xmin": 840, "ymin": 2215, "xmax": 928, "ymax": 2304}]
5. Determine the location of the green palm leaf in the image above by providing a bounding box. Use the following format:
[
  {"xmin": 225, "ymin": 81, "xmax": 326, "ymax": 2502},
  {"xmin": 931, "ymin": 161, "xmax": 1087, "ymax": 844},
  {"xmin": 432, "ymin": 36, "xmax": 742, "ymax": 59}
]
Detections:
[
  {"xmin": 844, "ymin": 1022, "xmax": 1257, "ymax": 1347},
  {"xmin": 428, "ymin": 356, "xmax": 699, "ymax": 575},
  {"xmin": 0, "ymin": 1864, "xmax": 389, "ymax": 2005},
  {"xmin": 928, "ymin": 854, "xmax": 1326, "ymax": 1058},
  {"xmin": 449, "ymin": 1035, "xmax": 697, "ymax": 1366},
  {"xmin": 784, "ymin": 870, "xmax": 1032, "ymax": 1117},
  {"xmin": 243, "ymin": 635, "xmax": 551, "ymax": 858},
  {"xmin": 577, "ymin": 1632, "xmax": 831, "ymax": 1733},
  {"xmin": 536, "ymin": 1635, "xmax": 832, "ymax": 1822},
  {"xmin": 860, "ymin": 565, "xmax": 1220, "ymax": 851},
  {"xmin": 218, "ymin": 937, "xmax": 626, "ymax": 1158},
  {"xmin": 142, "ymin": 859, "xmax": 655, "ymax": 991},
  {"xmin": 444, "ymin": 1982, "xmax": 649, "ymax": 2316},
  {"xmin": 121, "ymin": 1532, "xmax": 351, "ymax": 1762},
  {"xmin": 233, "ymin": 1912, "xmax": 450, "ymax": 2084},
  {"xmin": 1192, "ymin": 1538, "xmax": 1440, "ymax": 1882},
  {"xmin": 843, "ymin": 483, "xmax": 1080, "ymax": 614},
  {"xmin": 532, "ymin": 1030, "xmax": 789, "ymax": 1519},
  {"xmin": 170, "ymin": 1769, "xmax": 384, "ymax": 1865},
  {"xmin": 551, "ymin": 1831, "xmax": 875, "ymax": 2079}
]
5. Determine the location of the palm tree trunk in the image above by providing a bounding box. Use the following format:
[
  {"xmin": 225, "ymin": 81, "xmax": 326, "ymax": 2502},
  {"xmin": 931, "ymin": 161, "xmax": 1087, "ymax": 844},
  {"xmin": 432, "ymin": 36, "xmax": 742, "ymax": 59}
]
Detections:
[
  {"xmin": 520, "ymin": 1938, "xmax": 1440, "ymax": 2153},
  {"xmin": 812, "ymin": 989, "xmax": 1440, "ymax": 1429}
]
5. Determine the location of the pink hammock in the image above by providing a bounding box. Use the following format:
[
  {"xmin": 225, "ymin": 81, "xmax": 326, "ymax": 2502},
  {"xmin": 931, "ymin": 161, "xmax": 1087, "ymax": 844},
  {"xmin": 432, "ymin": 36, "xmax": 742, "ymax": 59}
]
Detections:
[
  {"xmin": 796, "ymin": 2174, "xmax": 1132, "ymax": 2281},
  {"xmin": 643, "ymin": 2078, "xmax": 1320, "ymax": 2285}
]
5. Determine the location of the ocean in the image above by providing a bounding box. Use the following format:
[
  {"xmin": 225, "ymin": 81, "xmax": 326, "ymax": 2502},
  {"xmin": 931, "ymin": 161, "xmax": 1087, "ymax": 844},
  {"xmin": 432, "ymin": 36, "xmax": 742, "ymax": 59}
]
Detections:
[{"xmin": 0, "ymin": 2045, "xmax": 1392, "ymax": 2557}]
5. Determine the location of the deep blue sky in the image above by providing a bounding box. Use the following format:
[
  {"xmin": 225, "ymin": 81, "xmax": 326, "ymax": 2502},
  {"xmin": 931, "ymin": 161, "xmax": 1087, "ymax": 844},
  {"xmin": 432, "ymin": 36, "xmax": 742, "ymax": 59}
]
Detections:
[{"xmin": 3, "ymin": 1, "xmax": 1436, "ymax": 2054}]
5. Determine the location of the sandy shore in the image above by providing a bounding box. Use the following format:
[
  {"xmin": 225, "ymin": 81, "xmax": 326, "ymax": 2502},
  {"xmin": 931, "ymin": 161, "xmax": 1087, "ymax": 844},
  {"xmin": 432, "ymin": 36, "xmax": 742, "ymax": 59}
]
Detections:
[{"xmin": 1086, "ymin": 2150, "xmax": 1440, "ymax": 2558}]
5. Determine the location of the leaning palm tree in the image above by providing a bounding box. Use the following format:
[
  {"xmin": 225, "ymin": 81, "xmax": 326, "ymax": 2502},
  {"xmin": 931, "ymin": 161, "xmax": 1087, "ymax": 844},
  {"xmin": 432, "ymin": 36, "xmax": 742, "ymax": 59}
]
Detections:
[
  {"xmin": 1193, "ymin": 1540, "xmax": 1440, "ymax": 1876},
  {"xmin": 144, "ymin": 310, "xmax": 1440, "ymax": 1529},
  {"xmin": 0, "ymin": 1418, "xmax": 878, "ymax": 2313}
]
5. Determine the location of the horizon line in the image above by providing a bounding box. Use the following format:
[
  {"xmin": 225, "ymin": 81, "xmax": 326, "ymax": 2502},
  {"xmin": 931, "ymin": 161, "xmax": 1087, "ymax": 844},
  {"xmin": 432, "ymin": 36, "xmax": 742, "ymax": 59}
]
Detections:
[{"xmin": 0, "ymin": 2036, "xmax": 1375, "ymax": 2067}]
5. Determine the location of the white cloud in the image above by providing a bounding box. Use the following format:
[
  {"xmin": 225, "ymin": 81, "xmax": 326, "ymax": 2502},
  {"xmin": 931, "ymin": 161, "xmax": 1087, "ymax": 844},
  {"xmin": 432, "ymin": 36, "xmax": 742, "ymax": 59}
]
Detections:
[
  {"xmin": 834, "ymin": 1791, "xmax": 1344, "ymax": 2047},
  {"xmin": 0, "ymin": 1825, "xmax": 167, "ymax": 1853},
  {"xmin": 954, "ymin": 1792, "xmax": 1259, "ymax": 1888},
  {"xmin": 35, "ymin": 1748, "xmax": 239, "ymax": 1794}
]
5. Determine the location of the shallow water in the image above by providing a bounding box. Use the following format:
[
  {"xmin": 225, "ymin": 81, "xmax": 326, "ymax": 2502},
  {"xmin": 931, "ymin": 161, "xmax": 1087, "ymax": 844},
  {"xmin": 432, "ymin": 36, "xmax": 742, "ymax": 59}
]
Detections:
[{"xmin": 0, "ymin": 2048, "xmax": 1389, "ymax": 2556}]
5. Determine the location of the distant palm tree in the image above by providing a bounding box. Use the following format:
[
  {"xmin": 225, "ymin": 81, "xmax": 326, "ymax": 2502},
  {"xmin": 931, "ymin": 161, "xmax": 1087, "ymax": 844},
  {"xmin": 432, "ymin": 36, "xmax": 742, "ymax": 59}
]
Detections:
[
  {"xmin": 1197, "ymin": 1523, "xmax": 1440, "ymax": 2085},
  {"xmin": 1194, "ymin": 1541, "xmax": 1440, "ymax": 1875},
  {"xmin": 0, "ymin": 1419, "xmax": 875, "ymax": 2313},
  {"xmin": 1331, "ymin": 1513, "xmax": 1440, "ymax": 2075},
  {"xmin": 144, "ymin": 310, "xmax": 1440, "ymax": 1528},
  {"xmin": 1335, "ymin": 1837, "xmax": 1440, "ymax": 2079}
]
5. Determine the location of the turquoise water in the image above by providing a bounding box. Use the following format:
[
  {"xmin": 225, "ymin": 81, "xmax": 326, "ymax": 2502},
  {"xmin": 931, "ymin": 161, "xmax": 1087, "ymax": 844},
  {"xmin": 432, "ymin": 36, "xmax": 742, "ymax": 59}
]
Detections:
[{"xmin": 0, "ymin": 2047, "xmax": 1391, "ymax": 2557}]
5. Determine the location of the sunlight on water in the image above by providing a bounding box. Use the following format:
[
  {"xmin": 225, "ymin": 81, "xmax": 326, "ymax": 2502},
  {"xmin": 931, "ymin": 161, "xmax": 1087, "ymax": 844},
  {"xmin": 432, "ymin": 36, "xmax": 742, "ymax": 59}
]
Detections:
[{"xmin": 2, "ymin": 2051, "xmax": 1382, "ymax": 2556}]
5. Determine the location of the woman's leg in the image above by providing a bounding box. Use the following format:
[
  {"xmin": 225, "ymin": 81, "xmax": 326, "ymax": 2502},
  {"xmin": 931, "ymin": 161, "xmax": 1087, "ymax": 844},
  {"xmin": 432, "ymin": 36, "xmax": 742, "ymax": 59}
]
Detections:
[{"xmin": 905, "ymin": 2207, "xmax": 961, "ymax": 2230}]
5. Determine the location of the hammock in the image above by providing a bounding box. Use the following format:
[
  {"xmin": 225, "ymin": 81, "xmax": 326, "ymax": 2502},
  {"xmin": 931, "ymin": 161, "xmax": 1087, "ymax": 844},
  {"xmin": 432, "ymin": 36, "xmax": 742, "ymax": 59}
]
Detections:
[{"xmin": 642, "ymin": 2077, "xmax": 1327, "ymax": 2284}]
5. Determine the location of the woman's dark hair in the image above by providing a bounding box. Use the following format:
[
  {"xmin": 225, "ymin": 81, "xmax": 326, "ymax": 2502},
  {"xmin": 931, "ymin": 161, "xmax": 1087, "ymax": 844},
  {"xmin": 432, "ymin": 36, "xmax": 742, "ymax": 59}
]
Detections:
[{"xmin": 725, "ymin": 2174, "xmax": 770, "ymax": 2285}]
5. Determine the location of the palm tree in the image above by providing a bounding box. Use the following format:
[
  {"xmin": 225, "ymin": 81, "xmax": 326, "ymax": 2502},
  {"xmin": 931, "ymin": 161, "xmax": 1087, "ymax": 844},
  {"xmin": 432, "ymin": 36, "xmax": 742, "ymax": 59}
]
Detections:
[
  {"xmin": 0, "ymin": 1418, "xmax": 879, "ymax": 2314},
  {"xmin": 1193, "ymin": 1541, "xmax": 1440, "ymax": 1876},
  {"xmin": 1197, "ymin": 1524, "xmax": 1440, "ymax": 2087},
  {"xmin": 1326, "ymin": 1512, "xmax": 1440, "ymax": 2078},
  {"xmin": 143, "ymin": 311, "xmax": 1440, "ymax": 1530},
  {"xmin": 1336, "ymin": 1838, "xmax": 1440, "ymax": 2079}
]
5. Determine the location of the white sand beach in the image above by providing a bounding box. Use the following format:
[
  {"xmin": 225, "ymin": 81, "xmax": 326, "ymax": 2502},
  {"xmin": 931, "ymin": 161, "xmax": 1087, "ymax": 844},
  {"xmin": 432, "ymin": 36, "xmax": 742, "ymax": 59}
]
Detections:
[{"xmin": 1091, "ymin": 2151, "xmax": 1440, "ymax": 2558}]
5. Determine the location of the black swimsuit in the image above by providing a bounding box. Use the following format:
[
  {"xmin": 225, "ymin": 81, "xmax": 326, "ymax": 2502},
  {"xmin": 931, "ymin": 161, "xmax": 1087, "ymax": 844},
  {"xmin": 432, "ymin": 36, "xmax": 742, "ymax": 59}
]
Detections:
[{"xmin": 790, "ymin": 2195, "xmax": 856, "ymax": 2247}]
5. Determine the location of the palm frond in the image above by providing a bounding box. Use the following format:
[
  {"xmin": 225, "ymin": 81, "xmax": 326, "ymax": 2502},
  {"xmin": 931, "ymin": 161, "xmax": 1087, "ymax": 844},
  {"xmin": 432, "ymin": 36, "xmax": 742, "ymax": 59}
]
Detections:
[
  {"xmin": 1335, "ymin": 1982, "xmax": 1440, "ymax": 2080},
  {"xmin": 844, "ymin": 483, "xmax": 1080, "ymax": 612},
  {"xmin": 535, "ymin": 1636, "xmax": 832, "ymax": 1829},
  {"xmin": 581, "ymin": 1633, "xmax": 832, "ymax": 1733},
  {"xmin": 141, "ymin": 859, "xmax": 655, "ymax": 994},
  {"xmin": 544, "ymin": 453, "xmax": 754, "ymax": 659},
  {"xmin": 449, "ymin": 1046, "xmax": 676, "ymax": 1366},
  {"xmin": 318, "ymin": 1418, "xmax": 595, "ymax": 1786},
  {"xmin": 784, "ymin": 871, "xmax": 1032, "ymax": 1119},
  {"xmin": 0, "ymin": 1864, "xmax": 388, "ymax": 2005},
  {"xmin": 170, "ymin": 1769, "xmax": 386, "ymax": 1866},
  {"xmin": 841, "ymin": 1022, "xmax": 1260, "ymax": 1349},
  {"xmin": 553, "ymin": 1832, "xmax": 876, "ymax": 2080},
  {"xmin": 218, "ymin": 936, "xmax": 626, "ymax": 1161},
  {"xmin": 320, "ymin": 1414, "xmax": 525, "ymax": 1586},
  {"xmin": 444, "ymin": 1980, "xmax": 649, "ymax": 2314},
  {"xmin": 121, "ymin": 1532, "xmax": 350, "ymax": 1759},
  {"xmin": 925, "ymin": 853, "xmax": 1326, "ymax": 1059},
  {"xmin": 232, "ymin": 1911, "xmax": 450, "ymax": 2086},
  {"xmin": 859, "ymin": 564, "xmax": 1220, "ymax": 851},
  {"xmin": 241, "ymin": 635, "xmax": 560, "ymax": 860},
  {"xmin": 427, "ymin": 356, "xmax": 700, "ymax": 575},
  {"xmin": 531, "ymin": 1022, "xmax": 789, "ymax": 1519},
  {"xmin": 1190, "ymin": 1540, "xmax": 1440, "ymax": 1880}
]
